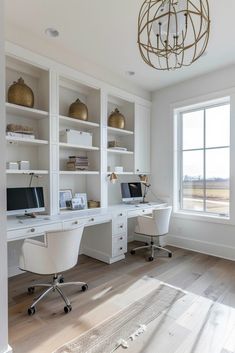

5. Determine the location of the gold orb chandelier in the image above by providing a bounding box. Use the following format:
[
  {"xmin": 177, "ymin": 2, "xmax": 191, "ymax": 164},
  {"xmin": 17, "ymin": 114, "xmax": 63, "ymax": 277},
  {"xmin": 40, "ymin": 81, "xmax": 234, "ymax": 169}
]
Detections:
[{"xmin": 138, "ymin": 0, "xmax": 210, "ymax": 70}]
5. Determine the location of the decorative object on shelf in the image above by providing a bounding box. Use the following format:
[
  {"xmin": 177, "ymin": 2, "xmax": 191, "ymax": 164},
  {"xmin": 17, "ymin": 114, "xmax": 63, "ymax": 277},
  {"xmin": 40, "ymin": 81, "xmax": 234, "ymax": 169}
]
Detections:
[
  {"xmin": 138, "ymin": 0, "xmax": 210, "ymax": 70},
  {"xmin": 88, "ymin": 200, "xmax": 100, "ymax": 208},
  {"xmin": 8, "ymin": 77, "xmax": 34, "ymax": 108},
  {"xmin": 60, "ymin": 129, "xmax": 92, "ymax": 147},
  {"xmin": 59, "ymin": 189, "xmax": 72, "ymax": 209},
  {"xmin": 108, "ymin": 140, "xmax": 121, "ymax": 148},
  {"xmin": 139, "ymin": 175, "xmax": 151, "ymax": 203},
  {"xmin": 66, "ymin": 193, "xmax": 88, "ymax": 210},
  {"xmin": 18, "ymin": 160, "xmax": 30, "ymax": 170},
  {"xmin": 108, "ymin": 108, "xmax": 125, "ymax": 129},
  {"xmin": 7, "ymin": 161, "xmax": 19, "ymax": 170},
  {"xmin": 6, "ymin": 123, "xmax": 35, "ymax": 140},
  {"xmin": 67, "ymin": 156, "xmax": 89, "ymax": 171},
  {"xmin": 108, "ymin": 172, "xmax": 118, "ymax": 184},
  {"xmin": 68, "ymin": 98, "xmax": 88, "ymax": 121}
]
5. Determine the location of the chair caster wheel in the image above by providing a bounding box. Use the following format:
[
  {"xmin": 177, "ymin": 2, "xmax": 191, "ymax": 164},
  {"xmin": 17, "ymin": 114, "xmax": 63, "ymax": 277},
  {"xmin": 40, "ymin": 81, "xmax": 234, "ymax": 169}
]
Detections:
[
  {"xmin": 130, "ymin": 250, "xmax": 136, "ymax": 255},
  {"xmin": 28, "ymin": 307, "xmax": 36, "ymax": 316},
  {"xmin": 81, "ymin": 284, "xmax": 88, "ymax": 292},
  {"xmin": 148, "ymin": 257, "xmax": 154, "ymax": 262},
  {"xmin": 168, "ymin": 253, "xmax": 172, "ymax": 258},
  {"xmin": 145, "ymin": 242, "xmax": 149, "ymax": 246},
  {"xmin": 59, "ymin": 276, "xmax": 64, "ymax": 283},
  {"xmin": 28, "ymin": 286, "xmax": 35, "ymax": 294},
  {"xmin": 64, "ymin": 305, "xmax": 72, "ymax": 314}
]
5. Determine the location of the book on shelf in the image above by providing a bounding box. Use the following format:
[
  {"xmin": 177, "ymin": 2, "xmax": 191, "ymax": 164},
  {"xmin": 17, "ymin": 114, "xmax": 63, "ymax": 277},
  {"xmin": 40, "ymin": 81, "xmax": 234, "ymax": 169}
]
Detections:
[
  {"xmin": 6, "ymin": 132, "xmax": 35, "ymax": 139},
  {"xmin": 108, "ymin": 147, "xmax": 127, "ymax": 151},
  {"xmin": 67, "ymin": 155, "xmax": 89, "ymax": 171}
]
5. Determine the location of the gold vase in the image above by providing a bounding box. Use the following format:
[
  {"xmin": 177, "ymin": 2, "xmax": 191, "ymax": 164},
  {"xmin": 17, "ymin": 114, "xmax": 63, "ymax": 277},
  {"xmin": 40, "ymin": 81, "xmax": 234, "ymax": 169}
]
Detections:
[
  {"xmin": 8, "ymin": 77, "xmax": 34, "ymax": 108},
  {"xmin": 68, "ymin": 98, "xmax": 88, "ymax": 121},
  {"xmin": 108, "ymin": 108, "xmax": 125, "ymax": 129}
]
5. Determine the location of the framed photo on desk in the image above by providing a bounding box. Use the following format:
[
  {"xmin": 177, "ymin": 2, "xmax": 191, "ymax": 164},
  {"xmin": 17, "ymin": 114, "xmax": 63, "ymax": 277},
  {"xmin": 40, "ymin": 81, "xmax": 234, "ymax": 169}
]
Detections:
[{"xmin": 59, "ymin": 189, "xmax": 72, "ymax": 209}]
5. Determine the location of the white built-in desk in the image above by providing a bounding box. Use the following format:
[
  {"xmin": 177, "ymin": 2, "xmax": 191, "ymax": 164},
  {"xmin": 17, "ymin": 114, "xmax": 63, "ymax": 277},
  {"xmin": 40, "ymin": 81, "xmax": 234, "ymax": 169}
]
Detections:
[{"xmin": 7, "ymin": 201, "xmax": 166, "ymax": 264}]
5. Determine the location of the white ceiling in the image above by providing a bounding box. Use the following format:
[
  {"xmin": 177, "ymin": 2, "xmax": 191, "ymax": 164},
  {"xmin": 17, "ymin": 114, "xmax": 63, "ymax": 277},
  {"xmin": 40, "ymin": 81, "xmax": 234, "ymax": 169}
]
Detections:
[{"xmin": 5, "ymin": 0, "xmax": 235, "ymax": 92}]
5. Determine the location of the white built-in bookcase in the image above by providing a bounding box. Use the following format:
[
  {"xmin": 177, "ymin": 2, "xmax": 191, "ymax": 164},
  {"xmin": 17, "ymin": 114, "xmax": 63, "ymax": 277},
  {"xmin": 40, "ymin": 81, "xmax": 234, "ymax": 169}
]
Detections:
[{"xmin": 5, "ymin": 43, "xmax": 151, "ymax": 215}]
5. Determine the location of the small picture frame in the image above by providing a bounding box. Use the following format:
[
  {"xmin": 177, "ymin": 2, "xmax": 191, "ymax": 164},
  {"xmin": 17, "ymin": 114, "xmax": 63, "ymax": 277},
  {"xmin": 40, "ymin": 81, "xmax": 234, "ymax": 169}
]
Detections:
[
  {"xmin": 59, "ymin": 189, "xmax": 72, "ymax": 209},
  {"xmin": 74, "ymin": 193, "xmax": 88, "ymax": 210}
]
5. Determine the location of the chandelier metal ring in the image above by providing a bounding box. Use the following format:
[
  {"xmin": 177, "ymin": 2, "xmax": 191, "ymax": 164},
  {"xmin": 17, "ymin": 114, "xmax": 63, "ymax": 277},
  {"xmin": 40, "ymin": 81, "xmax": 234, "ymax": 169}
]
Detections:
[{"xmin": 138, "ymin": 0, "xmax": 210, "ymax": 70}]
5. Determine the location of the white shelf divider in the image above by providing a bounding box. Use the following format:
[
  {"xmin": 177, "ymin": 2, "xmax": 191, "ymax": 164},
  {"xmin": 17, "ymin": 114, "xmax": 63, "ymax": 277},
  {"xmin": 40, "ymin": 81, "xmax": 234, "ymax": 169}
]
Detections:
[
  {"xmin": 6, "ymin": 102, "xmax": 49, "ymax": 120},
  {"xmin": 60, "ymin": 171, "xmax": 99, "ymax": 175},
  {"xmin": 107, "ymin": 126, "xmax": 134, "ymax": 136},
  {"xmin": 6, "ymin": 169, "xmax": 49, "ymax": 175},
  {"xmin": 6, "ymin": 136, "xmax": 48, "ymax": 146},
  {"xmin": 59, "ymin": 115, "xmax": 100, "ymax": 129},
  {"xmin": 59, "ymin": 142, "xmax": 99, "ymax": 151}
]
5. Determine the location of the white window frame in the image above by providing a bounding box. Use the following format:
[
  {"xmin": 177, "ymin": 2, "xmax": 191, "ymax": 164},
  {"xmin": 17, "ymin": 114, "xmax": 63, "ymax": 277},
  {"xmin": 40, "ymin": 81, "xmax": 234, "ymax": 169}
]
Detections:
[{"xmin": 173, "ymin": 93, "xmax": 234, "ymax": 223}]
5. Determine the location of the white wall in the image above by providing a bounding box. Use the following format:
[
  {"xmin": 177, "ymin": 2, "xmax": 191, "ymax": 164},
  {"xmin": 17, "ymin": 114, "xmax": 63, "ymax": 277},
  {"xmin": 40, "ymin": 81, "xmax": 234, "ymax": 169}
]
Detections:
[
  {"xmin": 0, "ymin": 1, "xmax": 11, "ymax": 352},
  {"xmin": 5, "ymin": 23, "xmax": 150, "ymax": 101},
  {"xmin": 151, "ymin": 64, "xmax": 235, "ymax": 260}
]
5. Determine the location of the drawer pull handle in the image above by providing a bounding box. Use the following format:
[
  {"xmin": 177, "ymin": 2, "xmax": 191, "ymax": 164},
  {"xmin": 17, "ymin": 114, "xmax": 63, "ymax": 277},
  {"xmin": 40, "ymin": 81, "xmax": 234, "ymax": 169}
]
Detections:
[
  {"xmin": 119, "ymin": 213, "xmax": 123, "ymax": 217},
  {"xmin": 120, "ymin": 247, "xmax": 123, "ymax": 251},
  {"xmin": 31, "ymin": 228, "xmax": 35, "ymax": 233},
  {"xmin": 142, "ymin": 210, "xmax": 145, "ymax": 213},
  {"xmin": 90, "ymin": 218, "xmax": 95, "ymax": 222},
  {"xmin": 120, "ymin": 237, "xmax": 123, "ymax": 240},
  {"xmin": 73, "ymin": 221, "xmax": 79, "ymax": 225},
  {"xmin": 120, "ymin": 225, "xmax": 123, "ymax": 229}
]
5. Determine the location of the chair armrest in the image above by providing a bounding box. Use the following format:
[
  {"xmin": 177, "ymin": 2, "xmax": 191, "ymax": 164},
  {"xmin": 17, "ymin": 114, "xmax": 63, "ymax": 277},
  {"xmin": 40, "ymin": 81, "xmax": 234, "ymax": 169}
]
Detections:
[{"xmin": 19, "ymin": 237, "xmax": 50, "ymax": 273}]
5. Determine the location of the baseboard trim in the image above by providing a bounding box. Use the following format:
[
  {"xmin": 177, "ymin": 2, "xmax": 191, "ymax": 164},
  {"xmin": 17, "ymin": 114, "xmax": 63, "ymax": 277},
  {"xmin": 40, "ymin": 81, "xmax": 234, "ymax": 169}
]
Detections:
[
  {"xmin": 82, "ymin": 247, "xmax": 124, "ymax": 264},
  {"xmin": 8, "ymin": 266, "xmax": 23, "ymax": 278},
  {"xmin": 3, "ymin": 345, "xmax": 12, "ymax": 353},
  {"xmin": 166, "ymin": 234, "xmax": 235, "ymax": 261}
]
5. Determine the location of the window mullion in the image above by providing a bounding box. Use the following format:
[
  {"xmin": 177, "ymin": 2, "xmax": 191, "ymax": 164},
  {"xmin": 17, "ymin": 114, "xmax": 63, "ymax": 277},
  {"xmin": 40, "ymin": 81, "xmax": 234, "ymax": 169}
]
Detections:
[{"xmin": 203, "ymin": 108, "xmax": 206, "ymax": 212}]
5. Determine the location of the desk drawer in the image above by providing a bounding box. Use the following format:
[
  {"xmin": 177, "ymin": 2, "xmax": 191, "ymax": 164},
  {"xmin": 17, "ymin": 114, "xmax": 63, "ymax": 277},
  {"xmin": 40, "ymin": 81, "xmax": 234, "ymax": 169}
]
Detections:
[
  {"xmin": 84, "ymin": 215, "xmax": 112, "ymax": 227},
  {"xmin": 8, "ymin": 222, "xmax": 62, "ymax": 241},
  {"xmin": 112, "ymin": 220, "xmax": 127, "ymax": 236},
  {"xmin": 128, "ymin": 208, "xmax": 152, "ymax": 218},
  {"xmin": 63, "ymin": 219, "xmax": 85, "ymax": 230},
  {"xmin": 112, "ymin": 211, "xmax": 126, "ymax": 222},
  {"xmin": 112, "ymin": 234, "xmax": 127, "ymax": 257}
]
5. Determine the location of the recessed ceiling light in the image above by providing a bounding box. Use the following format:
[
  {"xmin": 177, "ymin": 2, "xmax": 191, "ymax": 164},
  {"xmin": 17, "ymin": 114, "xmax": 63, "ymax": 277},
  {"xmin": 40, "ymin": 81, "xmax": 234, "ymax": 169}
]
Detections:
[
  {"xmin": 126, "ymin": 71, "xmax": 135, "ymax": 76},
  {"xmin": 45, "ymin": 28, "xmax": 59, "ymax": 38}
]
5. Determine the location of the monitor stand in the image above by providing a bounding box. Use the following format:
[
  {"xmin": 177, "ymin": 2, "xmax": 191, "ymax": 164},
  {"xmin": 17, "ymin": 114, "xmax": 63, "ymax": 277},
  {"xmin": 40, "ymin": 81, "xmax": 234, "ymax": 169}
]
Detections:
[{"xmin": 17, "ymin": 212, "xmax": 37, "ymax": 219}]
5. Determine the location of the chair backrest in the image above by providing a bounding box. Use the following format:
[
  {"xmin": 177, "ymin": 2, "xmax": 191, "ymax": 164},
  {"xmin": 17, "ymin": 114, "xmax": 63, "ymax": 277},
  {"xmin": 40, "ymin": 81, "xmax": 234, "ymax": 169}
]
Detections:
[
  {"xmin": 45, "ymin": 225, "xmax": 84, "ymax": 273},
  {"xmin": 152, "ymin": 206, "xmax": 172, "ymax": 235}
]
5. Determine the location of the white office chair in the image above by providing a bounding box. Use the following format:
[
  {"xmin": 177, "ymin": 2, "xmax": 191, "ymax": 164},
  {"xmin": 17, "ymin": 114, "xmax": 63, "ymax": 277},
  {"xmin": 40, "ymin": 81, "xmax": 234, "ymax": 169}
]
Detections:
[
  {"xmin": 130, "ymin": 206, "xmax": 172, "ymax": 262},
  {"xmin": 19, "ymin": 224, "xmax": 88, "ymax": 315}
]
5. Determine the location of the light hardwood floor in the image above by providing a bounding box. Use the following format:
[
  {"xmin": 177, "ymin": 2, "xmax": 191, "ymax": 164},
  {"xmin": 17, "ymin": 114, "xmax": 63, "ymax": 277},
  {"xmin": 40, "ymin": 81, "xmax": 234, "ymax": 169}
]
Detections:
[{"xmin": 8, "ymin": 243, "xmax": 235, "ymax": 353}]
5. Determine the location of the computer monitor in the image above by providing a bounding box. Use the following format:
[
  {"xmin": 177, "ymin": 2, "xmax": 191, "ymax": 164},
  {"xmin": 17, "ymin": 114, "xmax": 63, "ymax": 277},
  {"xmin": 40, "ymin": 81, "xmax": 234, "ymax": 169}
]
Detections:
[
  {"xmin": 121, "ymin": 182, "xmax": 143, "ymax": 203},
  {"xmin": 7, "ymin": 187, "xmax": 45, "ymax": 216}
]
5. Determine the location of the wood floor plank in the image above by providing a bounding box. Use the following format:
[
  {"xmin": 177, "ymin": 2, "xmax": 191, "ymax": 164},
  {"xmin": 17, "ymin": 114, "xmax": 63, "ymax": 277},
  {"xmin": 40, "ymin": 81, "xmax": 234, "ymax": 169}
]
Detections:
[{"xmin": 8, "ymin": 244, "xmax": 235, "ymax": 353}]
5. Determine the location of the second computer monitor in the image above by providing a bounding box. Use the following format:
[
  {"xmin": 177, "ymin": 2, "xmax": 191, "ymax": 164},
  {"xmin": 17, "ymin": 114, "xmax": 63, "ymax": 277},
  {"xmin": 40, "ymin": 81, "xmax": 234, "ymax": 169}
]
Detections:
[{"xmin": 121, "ymin": 182, "xmax": 143, "ymax": 203}]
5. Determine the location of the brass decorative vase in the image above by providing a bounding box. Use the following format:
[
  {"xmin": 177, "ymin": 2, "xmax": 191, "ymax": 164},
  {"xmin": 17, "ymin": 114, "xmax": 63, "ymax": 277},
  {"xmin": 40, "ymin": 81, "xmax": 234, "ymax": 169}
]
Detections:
[
  {"xmin": 108, "ymin": 108, "xmax": 125, "ymax": 129},
  {"xmin": 68, "ymin": 98, "xmax": 88, "ymax": 121},
  {"xmin": 8, "ymin": 77, "xmax": 34, "ymax": 108}
]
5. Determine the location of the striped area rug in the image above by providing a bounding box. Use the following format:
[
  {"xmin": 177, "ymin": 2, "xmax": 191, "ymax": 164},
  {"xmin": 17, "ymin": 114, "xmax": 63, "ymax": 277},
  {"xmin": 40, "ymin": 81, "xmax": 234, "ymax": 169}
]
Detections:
[{"xmin": 54, "ymin": 282, "xmax": 185, "ymax": 353}]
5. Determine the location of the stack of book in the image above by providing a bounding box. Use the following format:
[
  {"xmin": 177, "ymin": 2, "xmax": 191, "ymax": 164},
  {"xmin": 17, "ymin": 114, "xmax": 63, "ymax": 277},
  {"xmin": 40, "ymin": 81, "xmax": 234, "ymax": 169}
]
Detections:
[
  {"xmin": 67, "ymin": 156, "xmax": 89, "ymax": 171},
  {"xmin": 6, "ymin": 124, "xmax": 35, "ymax": 139}
]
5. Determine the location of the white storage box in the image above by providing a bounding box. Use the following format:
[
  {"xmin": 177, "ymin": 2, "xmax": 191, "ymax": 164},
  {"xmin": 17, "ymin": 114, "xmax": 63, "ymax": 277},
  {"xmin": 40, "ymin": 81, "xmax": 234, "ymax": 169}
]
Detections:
[{"xmin": 60, "ymin": 129, "xmax": 93, "ymax": 147}]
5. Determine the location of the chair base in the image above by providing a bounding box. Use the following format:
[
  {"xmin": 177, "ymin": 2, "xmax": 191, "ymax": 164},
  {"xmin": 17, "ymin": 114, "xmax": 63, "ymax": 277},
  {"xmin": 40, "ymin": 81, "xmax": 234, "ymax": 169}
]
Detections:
[
  {"xmin": 130, "ymin": 239, "xmax": 172, "ymax": 262},
  {"xmin": 27, "ymin": 274, "xmax": 88, "ymax": 315}
]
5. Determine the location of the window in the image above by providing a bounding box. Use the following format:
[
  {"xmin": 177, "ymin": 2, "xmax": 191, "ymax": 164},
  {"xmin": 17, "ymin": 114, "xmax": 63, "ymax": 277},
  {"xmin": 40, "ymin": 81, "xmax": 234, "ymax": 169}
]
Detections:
[{"xmin": 177, "ymin": 101, "xmax": 230, "ymax": 217}]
